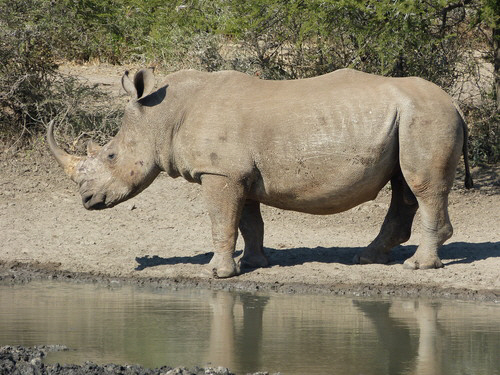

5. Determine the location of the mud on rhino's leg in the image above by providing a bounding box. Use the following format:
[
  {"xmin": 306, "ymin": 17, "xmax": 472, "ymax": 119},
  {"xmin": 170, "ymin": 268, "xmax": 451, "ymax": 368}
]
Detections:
[
  {"xmin": 201, "ymin": 175, "xmax": 246, "ymax": 278},
  {"xmin": 238, "ymin": 200, "xmax": 268, "ymax": 269},
  {"xmin": 355, "ymin": 172, "xmax": 418, "ymax": 264}
]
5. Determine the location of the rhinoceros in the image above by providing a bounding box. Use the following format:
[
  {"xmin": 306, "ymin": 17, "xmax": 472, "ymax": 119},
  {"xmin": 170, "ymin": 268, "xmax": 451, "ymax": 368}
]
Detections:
[{"xmin": 48, "ymin": 68, "xmax": 473, "ymax": 278}]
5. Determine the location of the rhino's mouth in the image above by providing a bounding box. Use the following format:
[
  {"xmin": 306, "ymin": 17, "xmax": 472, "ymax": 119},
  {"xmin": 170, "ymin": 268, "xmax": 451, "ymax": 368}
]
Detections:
[
  {"xmin": 82, "ymin": 191, "xmax": 128, "ymax": 210},
  {"xmin": 83, "ymin": 193, "xmax": 109, "ymax": 210}
]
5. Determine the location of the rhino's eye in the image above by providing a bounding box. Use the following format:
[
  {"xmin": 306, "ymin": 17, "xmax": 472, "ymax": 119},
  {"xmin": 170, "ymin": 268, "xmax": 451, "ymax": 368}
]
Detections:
[{"xmin": 107, "ymin": 153, "xmax": 116, "ymax": 161}]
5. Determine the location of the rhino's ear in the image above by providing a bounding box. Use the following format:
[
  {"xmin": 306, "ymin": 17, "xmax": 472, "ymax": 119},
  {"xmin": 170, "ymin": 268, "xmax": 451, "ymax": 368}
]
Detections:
[
  {"xmin": 87, "ymin": 140, "xmax": 102, "ymax": 157},
  {"xmin": 122, "ymin": 71, "xmax": 138, "ymax": 100},
  {"xmin": 134, "ymin": 68, "xmax": 155, "ymax": 99}
]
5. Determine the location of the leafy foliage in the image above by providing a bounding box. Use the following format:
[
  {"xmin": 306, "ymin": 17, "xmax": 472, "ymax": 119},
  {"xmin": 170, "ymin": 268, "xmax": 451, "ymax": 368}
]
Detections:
[
  {"xmin": 0, "ymin": 0, "xmax": 497, "ymax": 163},
  {"xmin": 0, "ymin": 0, "xmax": 122, "ymax": 148}
]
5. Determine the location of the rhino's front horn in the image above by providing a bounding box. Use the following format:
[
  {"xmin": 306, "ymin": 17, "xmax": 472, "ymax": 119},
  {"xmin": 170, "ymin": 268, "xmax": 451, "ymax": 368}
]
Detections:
[{"xmin": 47, "ymin": 120, "xmax": 84, "ymax": 182}]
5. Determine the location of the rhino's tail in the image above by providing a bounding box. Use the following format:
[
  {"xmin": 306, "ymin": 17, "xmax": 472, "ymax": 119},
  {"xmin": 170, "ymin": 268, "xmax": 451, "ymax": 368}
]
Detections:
[{"xmin": 453, "ymin": 100, "xmax": 474, "ymax": 189}]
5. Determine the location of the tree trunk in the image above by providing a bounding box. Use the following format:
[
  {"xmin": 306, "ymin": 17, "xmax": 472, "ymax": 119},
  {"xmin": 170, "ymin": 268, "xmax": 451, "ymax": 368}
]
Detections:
[{"xmin": 494, "ymin": 25, "xmax": 499, "ymax": 110}]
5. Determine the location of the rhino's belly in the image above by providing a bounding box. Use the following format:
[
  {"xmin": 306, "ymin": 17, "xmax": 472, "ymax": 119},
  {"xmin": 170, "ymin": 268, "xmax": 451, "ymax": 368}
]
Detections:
[
  {"xmin": 250, "ymin": 155, "xmax": 396, "ymax": 215},
  {"xmin": 253, "ymin": 181, "xmax": 387, "ymax": 214}
]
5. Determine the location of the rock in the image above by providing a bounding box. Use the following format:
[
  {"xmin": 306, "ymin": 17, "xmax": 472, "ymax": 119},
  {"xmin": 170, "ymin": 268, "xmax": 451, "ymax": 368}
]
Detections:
[{"xmin": 0, "ymin": 346, "xmax": 243, "ymax": 375}]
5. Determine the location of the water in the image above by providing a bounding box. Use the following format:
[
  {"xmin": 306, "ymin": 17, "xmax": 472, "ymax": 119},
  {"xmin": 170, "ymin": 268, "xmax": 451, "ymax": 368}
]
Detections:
[{"xmin": 1, "ymin": 281, "xmax": 499, "ymax": 375}]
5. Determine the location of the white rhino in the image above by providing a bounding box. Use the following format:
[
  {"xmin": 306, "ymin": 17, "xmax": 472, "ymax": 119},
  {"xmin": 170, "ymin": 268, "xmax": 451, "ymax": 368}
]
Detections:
[{"xmin": 48, "ymin": 68, "xmax": 473, "ymax": 278}]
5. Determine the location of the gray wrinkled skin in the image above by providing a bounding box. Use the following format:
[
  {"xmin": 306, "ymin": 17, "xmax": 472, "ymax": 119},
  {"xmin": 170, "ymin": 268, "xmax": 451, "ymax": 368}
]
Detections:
[{"xmin": 48, "ymin": 68, "xmax": 473, "ymax": 278}]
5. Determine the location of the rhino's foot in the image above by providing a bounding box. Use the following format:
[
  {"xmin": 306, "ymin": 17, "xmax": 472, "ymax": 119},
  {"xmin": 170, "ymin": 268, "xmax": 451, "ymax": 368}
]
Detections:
[
  {"xmin": 353, "ymin": 248, "xmax": 389, "ymax": 265},
  {"xmin": 403, "ymin": 255, "xmax": 444, "ymax": 270},
  {"xmin": 238, "ymin": 252, "xmax": 269, "ymax": 269},
  {"xmin": 203, "ymin": 254, "xmax": 240, "ymax": 278}
]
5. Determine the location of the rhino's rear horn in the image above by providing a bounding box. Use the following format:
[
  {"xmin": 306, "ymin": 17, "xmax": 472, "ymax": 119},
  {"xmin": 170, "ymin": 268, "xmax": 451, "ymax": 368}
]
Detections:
[
  {"xmin": 87, "ymin": 140, "xmax": 102, "ymax": 157},
  {"xmin": 47, "ymin": 120, "xmax": 83, "ymax": 182}
]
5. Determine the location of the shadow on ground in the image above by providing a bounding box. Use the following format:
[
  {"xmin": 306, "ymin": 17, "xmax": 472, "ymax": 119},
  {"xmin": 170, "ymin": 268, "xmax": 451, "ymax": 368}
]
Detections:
[
  {"xmin": 135, "ymin": 242, "xmax": 499, "ymax": 271},
  {"xmin": 135, "ymin": 252, "xmax": 214, "ymax": 270}
]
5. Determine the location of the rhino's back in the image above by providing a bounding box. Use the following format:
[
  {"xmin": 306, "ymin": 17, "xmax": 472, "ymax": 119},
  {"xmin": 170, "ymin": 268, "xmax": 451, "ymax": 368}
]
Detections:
[{"xmin": 170, "ymin": 69, "xmax": 455, "ymax": 214}]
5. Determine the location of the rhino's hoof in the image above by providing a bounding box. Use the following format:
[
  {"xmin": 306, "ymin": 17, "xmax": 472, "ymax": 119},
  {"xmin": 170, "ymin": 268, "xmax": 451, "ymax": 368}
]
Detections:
[
  {"xmin": 203, "ymin": 259, "xmax": 240, "ymax": 279},
  {"xmin": 353, "ymin": 250, "xmax": 389, "ymax": 265},
  {"xmin": 202, "ymin": 267, "xmax": 236, "ymax": 279},
  {"xmin": 403, "ymin": 257, "xmax": 444, "ymax": 270},
  {"xmin": 239, "ymin": 254, "xmax": 269, "ymax": 269},
  {"xmin": 214, "ymin": 266, "xmax": 239, "ymax": 278}
]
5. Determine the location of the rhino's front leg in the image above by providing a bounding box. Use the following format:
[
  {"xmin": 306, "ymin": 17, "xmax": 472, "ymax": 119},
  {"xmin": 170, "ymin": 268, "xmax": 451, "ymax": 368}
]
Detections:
[{"xmin": 201, "ymin": 174, "xmax": 246, "ymax": 278}]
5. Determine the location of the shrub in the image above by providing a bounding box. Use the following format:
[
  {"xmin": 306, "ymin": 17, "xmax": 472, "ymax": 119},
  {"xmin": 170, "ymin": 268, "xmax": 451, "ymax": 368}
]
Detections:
[
  {"xmin": 0, "ymin": 0, "xmax": 122, "ymax": 149},
  {"xmin": 464, "ymin": 99, "xmax": 499, "ymax": 165},
  {"xmin": 0, "ymin": 0, "xmax": 497, "ymax": 165}
]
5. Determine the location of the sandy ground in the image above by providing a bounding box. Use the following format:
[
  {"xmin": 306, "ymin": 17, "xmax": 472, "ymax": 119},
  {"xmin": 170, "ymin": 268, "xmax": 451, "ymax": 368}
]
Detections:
[{"xmin": 1, "ymin": 64, "xmax": 499, "ymax": 301}]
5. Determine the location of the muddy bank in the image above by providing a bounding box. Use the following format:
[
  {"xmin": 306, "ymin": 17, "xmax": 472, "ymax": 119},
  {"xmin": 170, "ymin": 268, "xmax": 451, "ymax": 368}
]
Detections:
[
  {"xmin": 1, "ymin": 259, "xmax": 499, "ymax": 302},
  {"xmin": 0, "ymin": 346, "xmax": 249, "ymax": 375}
]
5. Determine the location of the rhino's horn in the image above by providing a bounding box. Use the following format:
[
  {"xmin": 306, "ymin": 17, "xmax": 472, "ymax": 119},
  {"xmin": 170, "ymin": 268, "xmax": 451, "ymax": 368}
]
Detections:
[{"xmin": 47, "ymin": 120, "xmax": 83, "ymax": 182}]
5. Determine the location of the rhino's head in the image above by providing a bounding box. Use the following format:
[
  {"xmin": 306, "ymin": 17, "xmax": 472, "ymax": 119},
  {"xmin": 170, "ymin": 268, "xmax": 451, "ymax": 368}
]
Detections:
[{"xmin": 48, "ymin": 68, "xmax": 162, "ymax": 210}]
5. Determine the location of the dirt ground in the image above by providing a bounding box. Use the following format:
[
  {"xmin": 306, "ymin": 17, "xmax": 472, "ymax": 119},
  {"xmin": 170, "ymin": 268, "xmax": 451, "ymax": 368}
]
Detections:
[{"xmin": 1, "ymin": 64, "xmax": 499, "ymax": 301}]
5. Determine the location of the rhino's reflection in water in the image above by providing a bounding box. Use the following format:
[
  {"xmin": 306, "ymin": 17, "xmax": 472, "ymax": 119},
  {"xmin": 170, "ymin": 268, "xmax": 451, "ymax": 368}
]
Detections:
[
  {"xmin": 0, "ymin": 281, "xmax": 498, "ymax": 375},
  {"xmin": 207, "ymin": 291, "xmax": 269, "ymax": 372},
  {"xmin": 353, "ymin": 299, "xmax": 441, "ymax": 375},
  {"xmin": 205, "ymin": 293, "xmax": 490, "ymax": 375}
]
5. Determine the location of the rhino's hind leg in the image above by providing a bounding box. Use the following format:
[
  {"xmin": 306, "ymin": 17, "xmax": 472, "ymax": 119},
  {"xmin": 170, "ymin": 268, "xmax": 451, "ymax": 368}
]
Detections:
[
  {"xmin": 354, "ymin": 172, "xmax": 418, "ymax": 265},
  {"xmin": 201, "ymin": 175, "xmax": 246, "ymax": 278},
  {"xmin": 402, "ymin": 194, "xmax": 452, "ymax": 270},
  {"xmin": 394, "ymin": 104, "xmax": 466, "ymax": 270},
  {"xmin": 238, "ymin": 200, "xmax": 269, "ymax": 269},
  {"xmin": 399, "ymin": 136, "xmax": 459, "ymax": 269}
]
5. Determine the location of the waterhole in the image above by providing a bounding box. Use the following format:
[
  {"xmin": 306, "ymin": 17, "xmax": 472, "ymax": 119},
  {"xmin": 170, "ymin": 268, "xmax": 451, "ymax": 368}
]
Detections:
[{"xmin": 1, "ymin": 281, "xmax": 499, "ymax": 374}]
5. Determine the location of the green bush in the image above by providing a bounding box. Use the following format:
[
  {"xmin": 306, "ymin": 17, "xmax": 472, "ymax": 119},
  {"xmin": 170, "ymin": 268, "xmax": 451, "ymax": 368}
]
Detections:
[
  {"xmin": 0, "ymin": 0, "xmax": 122, "ymax": 148},
  {"xmin": 0, "ymin": 0, "xmax": 497, "ymax": 164},
  {"xmin": 464, "ymin": 99, "xmax": 499, "ymax": 165}
]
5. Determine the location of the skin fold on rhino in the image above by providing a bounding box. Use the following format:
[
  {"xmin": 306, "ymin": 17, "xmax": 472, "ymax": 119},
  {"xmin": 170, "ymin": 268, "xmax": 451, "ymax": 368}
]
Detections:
[{"xmin": 48, "ymin": 68, "xmax": 473, "ymax": 278}]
